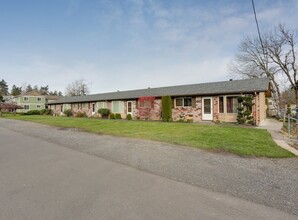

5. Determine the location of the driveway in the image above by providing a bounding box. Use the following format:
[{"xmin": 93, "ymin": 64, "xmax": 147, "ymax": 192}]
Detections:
[{"xmin": 0, "ymin": 118, "xmax": 297, "ymax": 219}]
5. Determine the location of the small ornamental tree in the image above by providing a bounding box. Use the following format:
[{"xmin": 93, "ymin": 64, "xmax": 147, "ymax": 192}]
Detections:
[
  {"xmin": 98, "ymin": 108, "xmax": 110, "ymax": 118},
  {"xmin": 237, "ymin": 95, "xmax": 254, "ymax": 125},
  {"xmin": 138, "ymin": 96, "xmax": 155, "ymax": 120},
  {"xmin": 162, "ymin": 96, "xmax": 172, "ymax": 122}
]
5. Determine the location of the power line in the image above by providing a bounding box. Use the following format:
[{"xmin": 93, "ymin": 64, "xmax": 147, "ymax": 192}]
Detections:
[{"xmin": 251, "ymin": 0, "xmax": 265, "ymax": 55}]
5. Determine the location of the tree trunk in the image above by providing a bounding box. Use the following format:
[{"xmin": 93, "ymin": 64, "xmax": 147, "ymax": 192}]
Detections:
[{"xmin": 296, "ymin": 88, "xmax": 298, "ymax": 120}]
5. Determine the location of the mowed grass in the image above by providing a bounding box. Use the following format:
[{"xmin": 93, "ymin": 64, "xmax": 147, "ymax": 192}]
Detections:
[{"xmin": 3, "ymin": 114, "xmax": 295, "ymax": 158}]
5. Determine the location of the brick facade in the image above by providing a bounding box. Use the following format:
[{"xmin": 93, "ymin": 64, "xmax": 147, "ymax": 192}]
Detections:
[{"xmin": 49, "ymin": 93, "xmax": 266, "ymax": 125}]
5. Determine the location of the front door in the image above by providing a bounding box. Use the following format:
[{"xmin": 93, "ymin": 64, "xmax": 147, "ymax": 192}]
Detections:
[
  {"xmin": 127, "ymin": 101, "xmax": 133, "ymax": 115},
  {"xmin": 202, "ymin": 97, "xmax": 213, "ymax": 120}
]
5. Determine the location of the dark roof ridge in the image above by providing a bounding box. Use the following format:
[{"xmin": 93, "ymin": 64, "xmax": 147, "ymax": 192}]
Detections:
[
  {"xmin": 90, "ymin": 77, "xmax": 266, "ymax": 96},
  {"xmin": 48, "ymin": 78, "xmax": 269, "ymax": 104}
]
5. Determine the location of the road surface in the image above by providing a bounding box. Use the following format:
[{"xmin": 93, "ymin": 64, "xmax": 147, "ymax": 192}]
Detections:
[{"xmin": 0, "ymin": 119, "xmax": 297, "ymax": 219}]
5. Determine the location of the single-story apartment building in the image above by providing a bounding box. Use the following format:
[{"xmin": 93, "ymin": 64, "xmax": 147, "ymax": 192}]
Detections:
[{"xmin": 48, "ymin": 78, "xmax": 270, "ymax": 125}]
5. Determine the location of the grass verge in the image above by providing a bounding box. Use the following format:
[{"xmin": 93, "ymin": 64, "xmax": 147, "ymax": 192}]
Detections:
[{"xmin": 2, "ymin": 114, "xmax": 295, "ymax": 158}]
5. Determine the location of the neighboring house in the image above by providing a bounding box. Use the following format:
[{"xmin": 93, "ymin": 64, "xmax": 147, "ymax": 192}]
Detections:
[
  {"xmin": 48, "ymin": 78, "xmax": 270, "ymax": 125},
  {"xmin": 266, "ymin": 97, "xmax": 278, "ymax": 117},
  {"xmin": 45, "ymin": 95, "xmax": 60, "ymax": 108},
  {"xmin": 14, "ymin": 91, "xmax": 46, "ymax": 113},
  {"xmin": 2, "ymin": 95, "xmax": 15, "ymax": 103}
]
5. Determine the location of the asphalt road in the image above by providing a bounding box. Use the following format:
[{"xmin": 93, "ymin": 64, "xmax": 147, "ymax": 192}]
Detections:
[{"xmin": 0, "ymin": 119, "xmax": 297, "ymax": 219}]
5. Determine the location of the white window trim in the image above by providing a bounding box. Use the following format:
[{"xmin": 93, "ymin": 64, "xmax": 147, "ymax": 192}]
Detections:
[
  {"xmin": 23, "ymin": 97, "xmax": 29, "ymax": 101},
  {"xmin": 127, "ymin": 101, "xmax": 133, "ymax": 114},
  {"xmin": 175, "ymin": 97, "xmax": 192, "ymax": 108},
  {"xmin": 37, "ymin": 97, "xmax": 42, "ymax": 102},
  {"xmin": 24, "ymin": 105, "xmax": 30, "ymax": 110},
  {"xmin": 112, "ymin": 101, "xmax": 124, "ymax": 113},
  {"xmin": 97, "ymin": 101, "xmax": 107, "ymax": 109}
]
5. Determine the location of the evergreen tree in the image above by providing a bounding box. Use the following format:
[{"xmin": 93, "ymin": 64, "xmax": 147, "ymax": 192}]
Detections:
[
  {"xmin": 25, "ymin": 84, "xmax": 33, "ymax": 93},
  {"xmin": 39, "ymin": 85, "xmax": 49, "ymax": 95},
  {"xmin": 11, "ymin": 85, "xmax": 22, "ymax": 96},
  {"xmin": 0, "ymin": 79, "xmax": 9, "ymax": 95}
]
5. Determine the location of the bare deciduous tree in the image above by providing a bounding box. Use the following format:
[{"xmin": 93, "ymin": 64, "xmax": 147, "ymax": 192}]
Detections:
[
  {"xmin": 229, "ymin": 24, "xmax": 297, "ymax": 112},
  {"xmin": 264, "ymin": 24, "xmax": 298, "ymax": 109},
  {"xmin": 65, "ymin": 79, "xmax": 90, "ymax": 96}
]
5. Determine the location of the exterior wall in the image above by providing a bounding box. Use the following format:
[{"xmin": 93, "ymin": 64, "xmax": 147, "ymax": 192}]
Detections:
[
  {"xmin": 217, "ymin": 95, "xmax": 238, "ymax": 122},
  {"xmin": 16, "ymin": 95, "xmax": 46, "ymax": 113},
  {"xmin": 212, "ymin": 96, "xmax": 219, "ymax": 121},
  {"xmin": 149, "ymin": 99, "xmax": 162, "ymax": 120},
  {"xmin": 172, "ymin": 97, "xmax": 202, "ymax": 122},
  {"xmin": 70, "ymin": 102, "xmax": 97, "ymax": 117},
  {"xmin": 47, "ymin": 92, "xmax": 267, "ymax": 126},
  {"xmin": 253, "ymin": 92, "xmax": 267, "ymax": 125},
  {"xmin": 259, "ymin": 92, "xmax": 266, "ymax": 123}
]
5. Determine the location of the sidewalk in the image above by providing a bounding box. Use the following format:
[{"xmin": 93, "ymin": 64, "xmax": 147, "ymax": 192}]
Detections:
[{"xmin": 258, "ymin": 119, "xmax": 298, "ymax": 156}]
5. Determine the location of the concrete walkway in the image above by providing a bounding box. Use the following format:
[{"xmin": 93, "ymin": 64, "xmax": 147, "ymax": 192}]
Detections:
[{"xmin": 258, "ymin": 119, "xmax": 298, "ymax": 156}]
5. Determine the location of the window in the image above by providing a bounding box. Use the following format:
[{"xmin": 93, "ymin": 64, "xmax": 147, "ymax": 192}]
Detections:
[
  {"xmin": 37, "ymin": 105, "xmax": 41, "ymax": 108},
  {"xmin": 127, "ymin": 101, "xmax": 132, "ymax": 113},
  {"xmin": 37, "ymin": 97, "xmax": 42, "ymax": 102},
  {"xmin": 175, "ymin": 97, "xmax": 192, "ymax": 107},
  {"xmin": 97, "ymin": 101, "xmax": 107, "ymax": 109},
  {"xmin": 219, "ymin": 97, "xmax": 224, "ymax": 113},
  {"xmin": 227, "ymin": 97, "xmax": 238, "ymax": 113},
  {"xmin": 112, "ymin": 101, "xmax": 124, "ymax": 113},
  {"xmin": 61, "ymin": 105, "xmax": 63, "ymax": 113},
  {"xmin": 24, "ymin": 105, "xmax": 29, "ymax": 110},
  {"xmin": 92, "ymin": 103, "xmax": 95, "ymax": 112},
  {"xmin": 24, "ymin": 97, "xmax": 29, "ymax": 101}
]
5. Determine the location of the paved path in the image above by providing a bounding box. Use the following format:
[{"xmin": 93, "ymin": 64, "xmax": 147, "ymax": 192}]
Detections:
[
  {"xmin": 1, "ymin": 118, "xmax": 298, "ymax": 218},
  {"xmin": 259, "ymin": 118, "xmax": 298, "ymax": 156}
]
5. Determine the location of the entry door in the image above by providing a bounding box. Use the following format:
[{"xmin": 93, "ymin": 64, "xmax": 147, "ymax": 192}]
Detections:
[
  {"xmin": 127, "ymin": 101, "xmax": 133, "ymax": 114},
  {"xmin": 202, "ymin": 97, "xmax": 213, "ymax": 120}
]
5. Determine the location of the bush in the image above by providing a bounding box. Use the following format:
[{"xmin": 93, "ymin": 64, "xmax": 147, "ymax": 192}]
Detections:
[
  {"xmin": 162, "ymin": 96, "xmax": 172, "ymax": 122},
  {"xmin": 126, "ymin": 114, "xmax": 132, "ymax": 120},
  {"xmin": 110, "ymin": 113, "xmax": 115, "ymax": 119},
  {"xmin": 115, "ymin": 113, "xmax": 121, "ymax": 119},
  {"xmin": 40, "ymin": 109, "xmax": 53, "ymax": 115},
  {"xmin": 40, "ymin": 109, "xmax": 47, "ymax": 115},
  {"xmin": 63, "ymin": 109, "xmax": 73, "ymax": 117},
  {"xmin": 98, "ymin": 108, "xmax": 110, "ymax": 118},
  {"xmin": 75, "ymin": 112, "xmax": 87, "ymax": 117},
  {"xmin": 25, "ymin": 110, "xmax": 41, "ymax": 115}
]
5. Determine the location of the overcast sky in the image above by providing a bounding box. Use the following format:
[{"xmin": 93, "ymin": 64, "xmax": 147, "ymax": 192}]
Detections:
[{"xmin": 1, "ymin": 0, "xmax": 297, "ymax": 94}]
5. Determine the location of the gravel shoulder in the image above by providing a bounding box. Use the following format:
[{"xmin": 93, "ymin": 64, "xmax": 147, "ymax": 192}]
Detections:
[{"xmin": 1, "ymin": 118, "xmax": 297, "ymax": 216}]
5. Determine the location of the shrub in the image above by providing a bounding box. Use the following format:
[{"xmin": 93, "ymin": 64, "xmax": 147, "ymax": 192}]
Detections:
[
  {"xmin": 237, "ymin": 95, "xmax": 254, "ymax": 125},
  {"xmin": 110, "ymin": 113, "xmax": 115, "ymax": 119},
  {"xmin": 98, "ymin": 108, "xmax": 110, "ymax": 118},
  {"xmin": 126, "ymin": 114, "xmax": 132, "ymax": 120},
  {"xmin": 63, "ymin": 109, "xmax": 73, "ymax": 117},
  {"xmin": 46, "ymin": 109, "xmax": 53, "ymax": 115},
  {"xmin": 40, "ymin": 109, "xmax": 47, "ymax": 115},
  {"xmin": 40, "ymin": 109, "xmax": 53, "ymax": 115},
  {"xmin": 115, "ymin": 113, "xmax": 121, "ymax": 119},
  {"xmin": 162, "ymin": 96, "xmax": 172, "ymax": 122},
  {"xmin": 75, "ymin": 112, "xmax": 87, "ymax": 117},
  {"xmin": 25, "ymin": 110, "xmax": 41, "ymax": 115}
]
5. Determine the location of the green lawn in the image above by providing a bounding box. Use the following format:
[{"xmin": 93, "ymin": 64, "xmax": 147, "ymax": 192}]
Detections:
[{"xmin": 2, "ymin": 114, "xmax": 295, "ymax": 158}]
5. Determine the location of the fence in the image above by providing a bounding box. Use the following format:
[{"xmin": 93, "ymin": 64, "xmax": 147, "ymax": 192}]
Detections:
[{"xmin": 284, "ymin": 114, "xmax": 298, "ymax": 138}]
